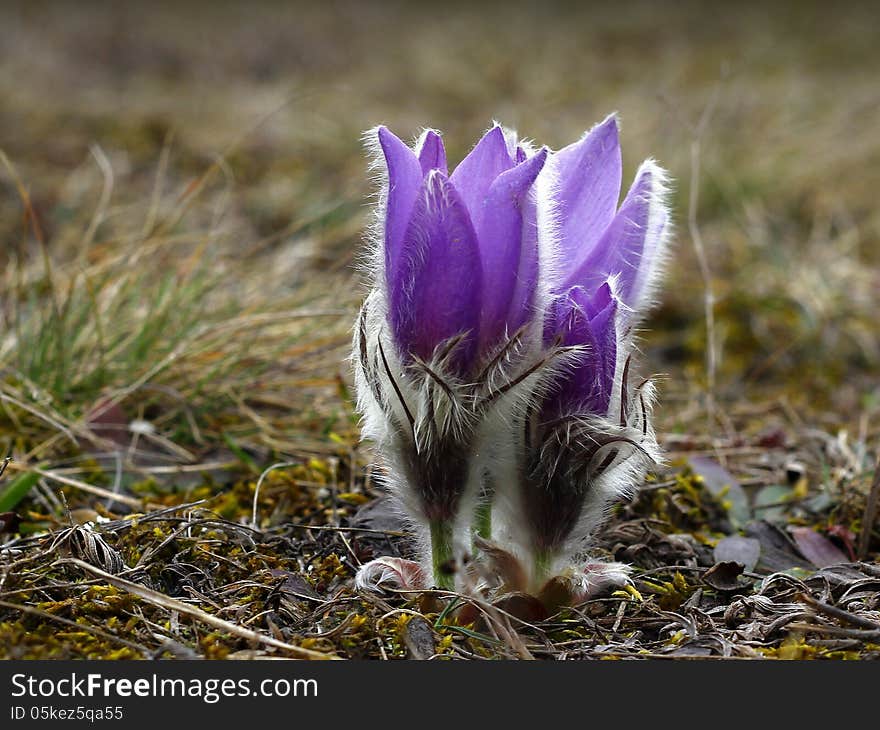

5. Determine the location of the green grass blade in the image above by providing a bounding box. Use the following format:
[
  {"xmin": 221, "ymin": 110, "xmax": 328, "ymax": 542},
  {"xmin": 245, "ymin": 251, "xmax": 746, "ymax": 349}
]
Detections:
[{"xmin": 0, "ymin": 472, "xmax": 40, "ymax": 512}]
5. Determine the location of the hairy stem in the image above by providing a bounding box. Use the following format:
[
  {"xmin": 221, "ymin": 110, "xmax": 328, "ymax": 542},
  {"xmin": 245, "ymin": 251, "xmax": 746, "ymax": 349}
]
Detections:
[
  {"xmin": 472, "ymin": 478, "xmax": 494, "ymax": 551},
  {"xmin": 430, "ymin": 520, "xmax": 455, "ymax": 590},
  {"xmin": 532, "ymin": 548, "xmax": 554, "ymax": 590},
  {"xmin": 473, "ymin": 502, "xmax": 492, "ymax": 547}
]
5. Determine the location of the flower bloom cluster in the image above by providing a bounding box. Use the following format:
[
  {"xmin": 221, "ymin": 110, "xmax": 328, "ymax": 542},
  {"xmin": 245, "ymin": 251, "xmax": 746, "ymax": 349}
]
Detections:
[{"xmin": 353, "ymin": 116, "xmax": 670, "ymax": 602}]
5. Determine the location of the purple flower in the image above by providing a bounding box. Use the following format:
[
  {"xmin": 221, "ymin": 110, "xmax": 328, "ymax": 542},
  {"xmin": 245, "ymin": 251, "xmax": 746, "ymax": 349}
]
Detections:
[
  {"xmin": 539, "ymin": 115, "xmax": 670, "ymax": 421},
  {"xmin": 354, "ymin": 124, "xmax": 550, "ymax": 590},
  {"xmin": 353, "ymin": 116, "xmax": 671, "ymax": 600},
  {"xmin": 377, "ymin": 125, "xmax": 548, "ymax": 373},
  {"xmin": 504, "ymin": 115, "xmax": 671, "ymax": 594},
  {"xmin": 549, "ymin": 114, "xmax": 669, "ymax": 313}
]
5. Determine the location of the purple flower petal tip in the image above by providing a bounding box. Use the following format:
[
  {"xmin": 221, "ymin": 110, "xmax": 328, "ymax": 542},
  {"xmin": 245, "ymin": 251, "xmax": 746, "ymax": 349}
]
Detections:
[
  {"xmin": 562, "ymin": 159, "xmax": 669, "ymax": 313},
  {"xmin": 552, "ymin": 116, "xmax": 623, "ymax": 282},
  {"xmin": 475, "ymin": 146, "xmax": 548, "ymax": 346},
  {"xmin": 450, "ymin": 124, "xmax": 515, "ymax": 219},
  {"xmin": 377, "ymin": 126, "xmax": 424, "ymax": 289},
  {"xmin": 417, "ymin": 129, "xmax": 448, "ymax": 176},
  {"xmin": 374, "ymin": 124, "xmax": 551, "ymax": 375}
]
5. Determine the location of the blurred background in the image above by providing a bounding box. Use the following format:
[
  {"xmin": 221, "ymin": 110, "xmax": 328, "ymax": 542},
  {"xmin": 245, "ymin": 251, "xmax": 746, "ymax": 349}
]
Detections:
[{"xmin": 1, "ymin": 0, "xmax": 878, "ymax": 463}]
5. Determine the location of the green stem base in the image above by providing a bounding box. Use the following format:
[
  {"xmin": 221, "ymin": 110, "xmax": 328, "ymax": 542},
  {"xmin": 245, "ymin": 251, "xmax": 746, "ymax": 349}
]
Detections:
[
  {"xmin": 472, "ymin": 500, "xmax": 492, "ymax": 548},
  {"xmin": 430, "ymin": 520, "xmax": 455, "ymax": 590},
  {"xmin": 532, "ymin": 548, "xmax": 554, "ymax": 590}
]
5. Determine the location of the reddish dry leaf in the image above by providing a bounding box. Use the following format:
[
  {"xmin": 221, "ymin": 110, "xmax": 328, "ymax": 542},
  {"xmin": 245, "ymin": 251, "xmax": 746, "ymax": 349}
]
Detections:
[
  {"xmin": 755, "ymin": 427, "xmax": 788, "ymax": 449},
  {"xmin": 86, "ymin": 398, "xmax": 130, "ymax": 448},
  {"xmin": 745, "ymin": 520, "xmax": 814, "ymax": 573},
  {"xmin": 473, "ymin": 536, "xmax": 528, "ymax": 593},
  {"xmin": 826, "ymin": 525, "xmax": 858, "ymax": 561},
  {"xmin": 494, "ymin": 592, "xmax": 549, "ymax": 623},
  {"xmin": 790, "ymin": 527, "xmax": 849, "ymax": 568},
  {"xmin": 536, "ymin": 576, "xmax": 576, "ymax": 615}
]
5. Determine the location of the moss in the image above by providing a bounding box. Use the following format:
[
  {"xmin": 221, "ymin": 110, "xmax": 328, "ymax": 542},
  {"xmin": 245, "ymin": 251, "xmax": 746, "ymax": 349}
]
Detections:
[
  {"xmin": 639, "ymin": 572, "xmax": 697, "ymax": 611},
  {"xmin": 626, "ymin": 467, "xmax": 731, "ymax": 538}
]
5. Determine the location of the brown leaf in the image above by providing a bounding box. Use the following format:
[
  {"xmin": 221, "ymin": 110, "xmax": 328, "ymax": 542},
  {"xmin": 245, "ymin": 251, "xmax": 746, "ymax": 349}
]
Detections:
[
  {"xmin": 804, "ymin": 563, "xmax": 871, "ymax": 592},
  {"xmin": 453, "ymin": 601, "xmax": 480, "ymax": 627},
  {"xmin": 473, "ymin": 536, "xmax": 528, "ymax": 592},
  {"xmin": 745, "ymin": 520, "xmax": 814, "ymax": 573},
  {"xmin": 404, "ymin": 616, "xmax": 436, "ymax": 660},
  {"xmin": 0, "ymin": 511, "xmax": 20, "ymax": 534},
  {"xmin": 703, "ymin": 561, "xmax": 748, "ymax": 592},
  {"xmin": 69, "ymin": 508, "xmax": 101, "ymax": 525},
  {"xmin": 86, "ymin": 397, "xmax": 130, "ymax": 447},
  {"xmin": 537, "ymin": 575, "xmax": 577, "ymax": 614},
  {"xmin": 494, "ymin": 592, "xmax": 549, "ymax": 623},
  {"xmin": 826, "ymin": 525, "xmax": 858, "ymax": 561},
  {"xmin": 756, "ymin": 427, "xmax": 788, "ymax": 449},
  {"xmin": 789, "ymin": 527, "xmax": 849, "ymax": 568},
  {"xmin": 267, "ymin": 569, "xmax": 321, "ymax": 600}
]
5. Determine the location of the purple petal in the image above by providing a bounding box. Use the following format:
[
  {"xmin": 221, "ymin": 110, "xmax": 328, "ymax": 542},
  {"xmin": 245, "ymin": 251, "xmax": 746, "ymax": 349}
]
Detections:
[
  {"xmin": 553, "ymin": 116, "xmax": 622, "ymax": 285},
  {"xmin": 563, "ymin": 161, "xmax": 665, "ymax": 311},
  {"xmin": 575, "ymin": 281, "xmax": 614, "ymax": 320},
  {"xmin": 543, "ymin": 284, "xmax": 618, "ymax": 417},
  {"xmin": 544, "ymin": 283, "xmax": 611, "ymax": 345},
  {"xmin": 621, "ymin": 162, "xmax": 669, "ymax": 311},
  {"xmin": 389, "ymin": 172, "xmax": 482, "ymax": 373},
  {"xmin": 473, "ymin": 147, "xmax": 548, "ymax": 348},
  {"xmin": 450, "ymin": 125, "xmax": 515, "ymax": 224},
  {"xmin": 416, "ymin": 129, "xmax": 448, "ymax": 176},
  {"xmin": 569, "ymin": 287, "xmax": 618, "ymax": 399},
  {"xmin": 377, "ymin": 126, "xmax": 424, "ymax": 289}
]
